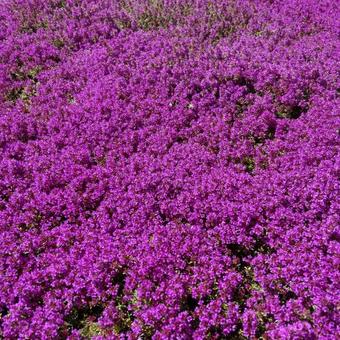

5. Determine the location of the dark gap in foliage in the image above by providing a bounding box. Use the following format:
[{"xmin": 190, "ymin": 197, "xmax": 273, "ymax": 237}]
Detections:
[
  {"xmin": 158, "ymin": 210, "xmax": 169, "ymax": 226},
  {"xmin": 187, "ymin": 84, "xmax": 202, "ymax": 101},
  {"xmin": 141, "ymin": 324, "xmax": 155, "ymax": 339},
  {"xmin": 253, "ymin": 236, "xmax": 275, "ymax": 256},
  {"xmin": 10, "ymin": 70, "xmax": 26, "ymax": 81},
  {"xmin": 112, "ymin": 269, "xmax": 126, "ymax": 297},
  {"xmin": 234, "ymin": 76, "xmax": 256, "ymax": 94},
  {"xmin": 227, "ymin": 238, "xmax": 273, "ymax": 316},
  {"xmin": 288, "ymin": 105, "xmax": 304, "ymax": 119},
  {"xmin": 234, "ymin": 99, "xmax": 249, "ymax": 119},
  {"xmin": 0, "ymin": 305, "xmax": 9, "ymax": 319},
  {"xmin": 0, "ymin": 191, "xmax": 10, "ymax": 203},
  {"xmin": 52, "ymin": 38, "xmax": 65, "ymax": 49},
  {"xmin": 167, "ymin": 83, "xmax": 176, "ymax": 97},
  {"xmin": 18, "ymin": 211, "xmax": 43, "ymax": 231},
  {"xmin": 202, "ymin": 284, "xmax": 219, "ymax": 305},
  {"xmin": 275, "ymin": 104, "xmax": 306, "ymax": 119},
  {"xmin": 5, "ymin": 87, "xmax": 25, "ymax": 102},
  {"xmin": 166, "ymin": 135, "xmax": 188, "ymax": 150},
  {"xmin": 50, "ymin": 214, "xmax": 68, "ymax": 229},
  {"xmin": 233, "ymin": 280, "xmax": 252, "ymax": 313},
  {"xmin": 250, "ymin": 123, "xmax": 277, "ymax": 146},
  {"xmin": 208, "ymin": 145, "xmax": 220, "ymax": 155},
  {"xmin": 65, "ymin": 303, "xmax": 104, "ymax": 331},
  {"xmin": 28, "ymin": 294, "xmax": 44, "ymax": 307},
  {"xmin": 175, "ymin": 136, "xmax": 188, "ymax": 144},
  {"xmin": 48, "ymin": 55, "xmax": 62, "ymax": 63},
  {"xmin": 278, "ymin": 290, "xmax": 297, "ymax": 305},
  {"xmin": 329, "ymin": 232, "xmax": 339, "ymax": 242},
  {"xmin": 270, "ymin": 279, "xmax": 297, "ymax": 306},
  {"xmin": 167, "ymin": 185, "xmax": 180, "ymax": 200},
  {"xmin": 242, "ymin": 156, "xmax": 255, "ymax": 174},
  {"xmin": 207, "ymin": 325, "xmax": 224, "ymax": 338},
  {"xmin": 112, "ymin": 268, "xmax": 136, "ymax": 334},
  {"xmin": 266, "ymin": 124, "xmax": 276, "ymax": 140},
  {"xmin": 227, "ymin": 244, "xmax": 253, "ymax": 312},
  {"xmin": 174, "ymin": 215, "xmax": 189, "ymax": 225},
  {"xmin": 51, "ymin": 0, "xmax": 66, "ymax": 9},
  {"xmin": 180, "ymin": 294, "xmax": 198, "ymax": 312},
  {"xmin": 137, "ymin": 10, "xmax": 171, "ymax": 31},
  {"xmin": 81, "ymin": 195, "xmax": 104, "ymax": 214},
  {"xmin": 214, "ymin": 86, "xmax": 220, "ymax": 100},
  {"xmin": 255, "ymin": 313, "xmax": 274, "ymax": 338},
  {"xmin": 20, "ymin": 21, "xmax": 48, "ymax": 34},
  {"xmin": 226, "ymin": 321, "xmax": 247, "ymax": 339},
  {"xmin": 227, "ymin": 243, "xmax": 249, "ymax": 259},
  {"xmin": 212, "ymin": 25, "xmax": 236, "ymax": 45}
]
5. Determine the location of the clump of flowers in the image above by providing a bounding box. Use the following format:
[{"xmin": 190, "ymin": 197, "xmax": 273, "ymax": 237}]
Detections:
[{"xmin": 0, "ymin": 0, "xmax": 339, "ymax": 338}]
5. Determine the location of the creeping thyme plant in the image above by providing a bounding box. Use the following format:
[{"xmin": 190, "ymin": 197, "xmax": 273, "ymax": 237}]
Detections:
[{"xmin": 0, "ymin": 0, "xmax": 339, "ymax": 338}]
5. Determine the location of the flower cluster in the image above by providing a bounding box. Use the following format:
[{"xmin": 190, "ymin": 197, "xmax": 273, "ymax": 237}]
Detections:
[{"xmin": 0, "ymin": 0, "xmax": 339, "ymax": 339}]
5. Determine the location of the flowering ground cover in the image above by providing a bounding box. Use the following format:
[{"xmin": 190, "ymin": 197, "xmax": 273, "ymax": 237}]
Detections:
[{"xmin": 0, "ymin": 0, "xmax": 339, "ymax": 338}]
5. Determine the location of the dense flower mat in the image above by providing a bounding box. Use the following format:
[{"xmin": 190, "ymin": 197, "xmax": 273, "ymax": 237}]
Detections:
[{"xmin": 0, "ymin": 0, "xmax": 339, "ymax": 338}]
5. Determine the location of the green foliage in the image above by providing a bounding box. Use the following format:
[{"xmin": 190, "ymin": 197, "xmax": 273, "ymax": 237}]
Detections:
[
  {"xmin": 64, "ymin": 303, "xmax": 104, "ymax": 335},
  {"xmin": 275, "ymin": 104, "xmax": 304, "ymax": 119},
  {"xmin": 242, "ymin": 156, "xmax": 255, "ymax": 174},
  {"xmin": 81, "ymin": 321, "xmax": 102, "ymax": 338}
]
